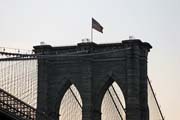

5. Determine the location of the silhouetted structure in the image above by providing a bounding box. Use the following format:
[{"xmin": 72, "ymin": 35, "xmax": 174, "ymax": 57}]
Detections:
[{"xmin": 34, "ymin": 39, "xmax": 152, "ymax": 120}]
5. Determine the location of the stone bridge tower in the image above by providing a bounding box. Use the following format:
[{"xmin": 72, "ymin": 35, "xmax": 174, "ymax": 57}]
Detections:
[{"xmin": 33, "ymin": 39, "xmax": 152, "ymax": 120}]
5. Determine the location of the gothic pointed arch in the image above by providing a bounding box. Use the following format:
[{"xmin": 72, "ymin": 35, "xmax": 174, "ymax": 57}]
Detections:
[
  {"xmin": 101, "ymin": 81, "xmax": 126, "ymax": 120},
  {"xmin": 95, "ymin": 72, "xmax": 126, "ymax": 109},
  {"xmin": 55, "ymin": 78, "xmax": 83, "ymax": 120},
  {"xmin": 94, "ymin": 72, "xmax": 126, "ymax": 120}
]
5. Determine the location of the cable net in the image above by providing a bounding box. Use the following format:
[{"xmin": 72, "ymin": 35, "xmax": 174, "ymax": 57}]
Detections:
[
  {"xmin": 0, "ymin": 59, "xmax": 38, "ymax": 108},
  {"xmin": 59, "ymin": 84, "xmax": 82, "ymax": 120},
  {"xmin": 148, "ymin": 78, "xmax": 164, "ymax": 120},
  {"xmin": 101, "ymin": 82, "xmax": 126, "ymax": 120}
]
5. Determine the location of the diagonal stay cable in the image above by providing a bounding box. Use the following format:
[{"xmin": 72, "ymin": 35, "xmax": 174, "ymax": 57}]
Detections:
[
  {"xmin": 69, "ymin": 87, "xmax": 82, "ymax": 109},
  {"xmin": 147, "ymin": 77, "xmax": 165, "ymax": 120},
  {"xmin": 111, "ymin": 85, "xmax": 126, "ymax": 112},
  {"xmin": 108, "ymin": 89, "xmax": 123, "ymax": 120}
]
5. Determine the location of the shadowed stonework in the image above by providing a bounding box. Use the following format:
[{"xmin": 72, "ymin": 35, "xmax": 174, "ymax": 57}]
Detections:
[{"xmin": 33, "ymin": 39, "xmax": 152, "ymax": 120}]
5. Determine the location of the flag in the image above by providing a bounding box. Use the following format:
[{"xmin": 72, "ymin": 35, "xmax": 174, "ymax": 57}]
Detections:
[{"xmin": 92, "ymin": 18, "xmax": 103, "ymax": 33}]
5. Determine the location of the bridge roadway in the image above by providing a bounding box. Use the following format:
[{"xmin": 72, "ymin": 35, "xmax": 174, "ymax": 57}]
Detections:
[{"xmin": 0, "ymin": 88, "xmax": 44, "ymax": 120}]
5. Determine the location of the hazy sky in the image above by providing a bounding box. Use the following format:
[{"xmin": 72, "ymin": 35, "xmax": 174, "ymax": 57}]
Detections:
[{"xmin": 0, "ymin": 0, "xmax": 180, "ymax": 119}]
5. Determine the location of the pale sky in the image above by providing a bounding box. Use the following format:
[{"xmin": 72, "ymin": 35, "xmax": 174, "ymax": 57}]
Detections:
[{"xmin": 0, "ymin": 0, "xmax": 180, "ymax": 119}]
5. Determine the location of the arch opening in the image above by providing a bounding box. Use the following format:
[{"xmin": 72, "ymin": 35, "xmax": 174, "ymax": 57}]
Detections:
[
  {"xmin": 59, "ymin": 84, "xmax": 82, "ymax": 120},
  {"xmin": 101, "ymin": 81, "xmax": 126, "ymax": 120}
]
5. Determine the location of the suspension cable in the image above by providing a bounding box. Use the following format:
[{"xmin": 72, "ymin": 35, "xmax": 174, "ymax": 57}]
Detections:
[
  {"xmin": 147, "ymin": 77, "xmax": 165, "ymax": 120},
  {"xmin": 69, "ymin": 87, "xmax": 82, "ymax": 109},
  {"xmin": 111, "ymin": 85, "xmax": 126, "ymax": 112},
  {"xmin": 108, "ymin": 89, "xmax": 123, "ymax": 120},
  {"xmin": 0, "ymin": 47, "xmax": 131, "ymax": 61}
]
